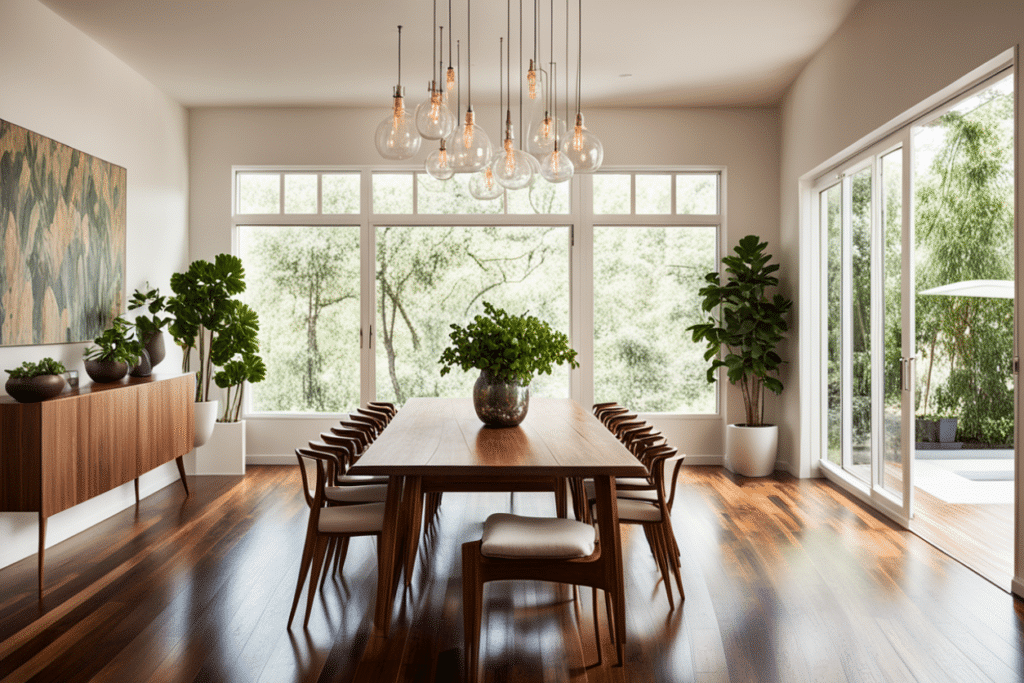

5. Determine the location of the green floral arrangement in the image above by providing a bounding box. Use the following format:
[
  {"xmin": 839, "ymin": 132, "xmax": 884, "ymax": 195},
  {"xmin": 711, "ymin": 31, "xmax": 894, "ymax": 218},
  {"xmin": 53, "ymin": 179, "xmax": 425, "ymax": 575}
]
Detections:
[
  {"xmin": 84, "ymin": 316, "xmax": 143, "ymax": 365},
  {"xmin": 6, "ymin": 358, "xmax": 67, "ymax": 378},
  {"xmin": 128, "ymin": 284, "xmax": 171, "ymax": 341},
  {"xmin": 439, "ymin": 302, "xmax": 579, "ymax": 386}
]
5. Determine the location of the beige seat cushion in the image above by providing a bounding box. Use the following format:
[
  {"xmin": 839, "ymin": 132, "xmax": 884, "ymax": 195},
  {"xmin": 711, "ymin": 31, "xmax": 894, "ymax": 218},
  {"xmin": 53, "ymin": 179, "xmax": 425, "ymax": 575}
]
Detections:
[
  {"xmin": 335, "ymin": 474, "xmax": 389, "ymax": 486},
  {"xmin": 583, "ymin": 479, "xmax": 658, "ymax": 502},
  {"xmin": 599, "ymin": 498, "xmax": 662, "ymax": 523},
  {"xmin": 318, "ymin": 502, "xmax": 386, "ymax": 533},
  {"xmin": 325, "ymin": 484, "xmax": 388, "ymax": 503},
  {"xmin": 481, "ymin": 513, "xmax": 596, "ymax": 559}
]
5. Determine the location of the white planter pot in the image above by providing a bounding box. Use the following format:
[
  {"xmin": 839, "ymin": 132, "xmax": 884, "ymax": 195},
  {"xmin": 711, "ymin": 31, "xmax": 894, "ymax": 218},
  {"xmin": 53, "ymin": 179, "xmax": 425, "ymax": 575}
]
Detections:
[
  {"xmin": 190, "ymin": 420, "xmax": 247, "ymax": 475},
  {"xmin": 193, "ymin": 400, "xmax": 219, "ymax": 447},
  {"xmin": 725, "ymin": 424, "xmax": 779, "ymax": 477}
]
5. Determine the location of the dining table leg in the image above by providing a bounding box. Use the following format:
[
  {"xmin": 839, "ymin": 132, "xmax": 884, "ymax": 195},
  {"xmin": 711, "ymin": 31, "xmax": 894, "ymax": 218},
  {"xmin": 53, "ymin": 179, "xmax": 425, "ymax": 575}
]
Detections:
[
  {"xmin": 374, "ymin": 474, "xmax": 407, "ymax": 635},
  {"xmin": 403, "ymin": 476, "xmax": 424, "ymax": 587}
]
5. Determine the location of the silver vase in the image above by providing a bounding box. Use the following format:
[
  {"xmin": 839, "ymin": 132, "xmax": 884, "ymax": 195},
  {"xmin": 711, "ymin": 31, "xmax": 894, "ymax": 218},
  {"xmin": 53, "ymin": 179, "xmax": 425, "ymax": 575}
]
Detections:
[{"xmin": 473, "ymin": 369, "xmax": 529, "ymax": 428}]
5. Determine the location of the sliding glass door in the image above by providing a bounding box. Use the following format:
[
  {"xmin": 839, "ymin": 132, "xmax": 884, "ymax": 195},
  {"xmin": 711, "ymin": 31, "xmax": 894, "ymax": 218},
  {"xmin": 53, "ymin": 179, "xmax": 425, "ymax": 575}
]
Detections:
[{"xmin": 819, "ymin": 139, "xmax": 913, "ymax": 522}]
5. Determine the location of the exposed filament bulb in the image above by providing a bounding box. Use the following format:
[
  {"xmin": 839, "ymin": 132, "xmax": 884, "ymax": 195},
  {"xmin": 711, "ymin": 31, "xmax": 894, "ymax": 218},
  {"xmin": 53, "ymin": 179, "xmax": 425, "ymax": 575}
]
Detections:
[
  {"xmin": 551, "ymin": 149, "xmax": 561, "ymax": 174},
  {"xmin": 463, "ymin": 110, "xmax": 476, "ymax": 149},
  {"xmin": 572, "ymin": 124, "xmax": 585, "ymax": 151},
  {"xmin": 504, "ymin": 138, "xmax": 516, "ymax": 175},
  {"xmin": 390, "ymin": 96, "xmax": 407, "ymax": 147},
  {"xmin": 484, "ymin": 166, "xmax": 496, "ymax": 190},
  {"xmin": 428, "ymin": 89, "xmax": 443, "ymax": 124},
  {"xmin": 438, "ymin": 141, "xmax": 449, "ymax": 168},
  {"xmin": 540, "ymin": 114, "xmax": 552, "ymax": 138},
  {"xmin": 446, "ymin": 67, "xmax": 456, "ymax": 94},
  {"xmin": 527, "ymin": 60, "xmax": 537, "ymax": 100}
]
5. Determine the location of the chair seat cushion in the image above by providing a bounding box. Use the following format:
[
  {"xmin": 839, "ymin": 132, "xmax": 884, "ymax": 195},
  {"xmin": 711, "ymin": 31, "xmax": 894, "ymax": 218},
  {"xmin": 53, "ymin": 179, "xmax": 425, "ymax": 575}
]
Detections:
[
  {"xmin": 481, "ymin": 513, "xmax": 596, "ymax": 559},
  {"xmin": 325, "ymin": 484, "xmax": 388, "ymax": 503},
  {"xmin": 583, "ymin": 479, "xmax": 658, "ymax": 502},
  {"xmin": 335, "ymin": 474, "xmax": 389, "ymax": 486},
  {"xmin": 318, "ymin": 502, "xmax": 386, "ymax": 533},
  {"xmin": 597, "ymin": 498, "xmax": 663, "ymax": 523}
]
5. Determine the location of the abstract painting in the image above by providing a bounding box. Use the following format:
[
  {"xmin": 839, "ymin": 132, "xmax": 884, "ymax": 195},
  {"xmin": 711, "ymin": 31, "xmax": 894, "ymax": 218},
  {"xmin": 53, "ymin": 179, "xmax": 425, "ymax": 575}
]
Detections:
[{"xmin": 0, "ymin": 119, "xmax": 126, "ymax": 346}]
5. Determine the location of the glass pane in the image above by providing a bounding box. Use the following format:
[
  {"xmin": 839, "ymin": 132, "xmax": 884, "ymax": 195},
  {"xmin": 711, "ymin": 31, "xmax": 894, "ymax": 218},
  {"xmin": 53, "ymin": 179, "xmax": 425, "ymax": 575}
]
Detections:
[
  {"xmin": 239, "ymin": 225, "xmax": 361, "ymax": 413},
  {"xmin": 635, "ymin": 174, "xmax": 671, "ymax": 214},
  {"xmin": 914, "ymin": 74, "xmax": 1015, "ymax": 450},
  {"xmin": 237, "ymin": 173, "xmax": 280, "ymax": 214},
  {"xmin": 507, "ymin": 180, "xmax": 570, "ymax": 214},
  {"xmin": 593, "ymin": 226, "xmax": 716, "ymax": 413},
  {"xmin": 850, "ymin": 167, "xmax": 872, "ymax": 482},
  {"xmin": 593, "ymin": 174, "xmax": 630, "ymax": 214},
  {"xmin": 676, "ymin": 173, "xmax": 719, "ymax": 214},
  {"xmin": 284, "ymin": 174, "xmax": 317, "ymax": 214},
  {"xmin": 417, "ymin": 174, "xmax": 503, "ymax": 214},
  {"xmin": 881, "ymin": 149, "xmax": 903, "ymax": 497},
  {"xmin": 825, "ymin": 183, "xmax": 842, "ymax": 467},
  {"xmin": 375, "ymin": 225, "xmax": 569, "ymax": 404},
  {"xmin": 322, "ymin": 173, "xmax": 360, "ymax": 214},
  {"xmin": 373, "ymin": 173, "xmax": 414, "ymax": 214}
]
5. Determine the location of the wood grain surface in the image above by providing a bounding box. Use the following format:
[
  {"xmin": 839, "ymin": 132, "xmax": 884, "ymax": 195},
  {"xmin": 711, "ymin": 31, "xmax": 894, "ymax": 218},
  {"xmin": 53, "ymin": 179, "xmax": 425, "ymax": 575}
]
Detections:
[{"xmin": 1, "ymin": 465, "xmax": 1020, "ymax": 682}]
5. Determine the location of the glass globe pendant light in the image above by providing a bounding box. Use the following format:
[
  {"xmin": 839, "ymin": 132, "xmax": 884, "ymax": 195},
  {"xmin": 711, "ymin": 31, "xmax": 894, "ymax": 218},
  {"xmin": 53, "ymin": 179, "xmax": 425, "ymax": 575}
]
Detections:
[
  {"xmin": 492, "ymin": 5, "xmax": 532, "ymax": 191},
  {"xmin": 425, "ymin": 138, "xmax": 455, "ymax": 180},
  {"xmin": 469, "ymin": 165, "xmax": 504, "ymax": 200},
  {"xmin": 415, "ymin": 5, "xmax": 455, "ymax": 140},
  {"xmin": 525, "ymin": 0, "xmax": 565, "ymax": 157},
  {"xmin": 538, "ymin": 5, "xmax": 572, "ymax": 186},
  {"xmin": 560, "ymin": 0, "xmax": 602, "ymax": 172},
  {"xmin": 445, "ymin": 0, "xmax": 457, "ymax": 101},
  {"xmin": 445, "ymin": 0, "xmax": 491, "ymax": 173},
  {"xmin": 375, "ymin": 26, "xmax": 422, "ymax": 160}
]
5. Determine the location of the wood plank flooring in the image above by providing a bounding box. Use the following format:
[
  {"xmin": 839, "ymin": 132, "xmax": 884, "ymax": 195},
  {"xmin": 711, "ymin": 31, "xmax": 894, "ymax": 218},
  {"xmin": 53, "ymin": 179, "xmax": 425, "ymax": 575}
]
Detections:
[{"xmin": 2, "ymin": 465, "xmax": 1023, "ymax": 682}]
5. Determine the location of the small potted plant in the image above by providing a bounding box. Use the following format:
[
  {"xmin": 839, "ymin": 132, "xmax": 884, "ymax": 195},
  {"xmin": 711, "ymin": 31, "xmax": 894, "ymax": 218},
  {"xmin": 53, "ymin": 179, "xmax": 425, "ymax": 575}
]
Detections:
[
  {"xmin": 5, "ymin": 358, "xmax": 68, "ymax": 402},
  {"xmin": 83, "ymin": 316, "xmax": 143, "ymax": 384},
  {"xmin": 688, "ymin": 235, "xmax": 793, "ymax": 476},
  {"xmin": 128, "ymin": 284, "xmax": 171, "ymax": 367},
  {"xmin": 439, "ymin": 302, "xmax": 579, "ymax": 427}
]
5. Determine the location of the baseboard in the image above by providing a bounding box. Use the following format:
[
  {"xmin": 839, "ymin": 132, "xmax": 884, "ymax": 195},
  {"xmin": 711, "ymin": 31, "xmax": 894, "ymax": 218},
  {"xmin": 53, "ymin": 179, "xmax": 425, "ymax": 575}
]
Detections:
[
  {"xmin": 247, "ymin": 454, "xmax": 295, "ymax": 466},
  {"xmin": 1011, "ymin": 577, "xmax": 1024, "ymax": 599}
]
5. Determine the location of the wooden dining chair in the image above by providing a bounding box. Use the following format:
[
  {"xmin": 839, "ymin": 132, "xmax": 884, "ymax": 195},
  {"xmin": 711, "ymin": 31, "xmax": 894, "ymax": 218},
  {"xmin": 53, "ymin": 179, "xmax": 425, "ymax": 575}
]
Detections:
[
  {"xmin": 462, "ymin": 506, "xmax": 622, "ymax": 682},
  {"xmin": 289, "ymin": 448, "xmax": 386, "ymax": 628}
]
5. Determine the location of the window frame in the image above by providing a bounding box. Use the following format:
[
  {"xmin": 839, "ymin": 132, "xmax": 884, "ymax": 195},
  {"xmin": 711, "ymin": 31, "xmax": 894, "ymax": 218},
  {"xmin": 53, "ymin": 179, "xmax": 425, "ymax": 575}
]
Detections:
[{"xmin": 232, "ymin": 164, "xmax": 726, "ymax": 419}]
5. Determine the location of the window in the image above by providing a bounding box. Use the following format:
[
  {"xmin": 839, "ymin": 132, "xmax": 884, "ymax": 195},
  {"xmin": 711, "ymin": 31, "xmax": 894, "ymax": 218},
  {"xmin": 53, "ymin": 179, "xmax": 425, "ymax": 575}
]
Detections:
[{"xmin": 233, "ymin": 167, "xmax": 722, "ymax": 416}]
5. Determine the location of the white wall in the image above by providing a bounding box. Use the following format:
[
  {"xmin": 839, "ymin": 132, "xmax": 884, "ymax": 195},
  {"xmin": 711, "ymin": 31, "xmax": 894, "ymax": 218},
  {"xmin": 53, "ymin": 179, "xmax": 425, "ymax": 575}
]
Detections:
[
  {"xmin": 188, "ymin": 104, "xmax": 782, "ymax": 467},
  {"xmin": 0, "ymin": 0, "xmax": 190, "ymax": 569},
  {"xmin": 779, "ymin": 0, "xmax": 1023, "ymax": 590}
]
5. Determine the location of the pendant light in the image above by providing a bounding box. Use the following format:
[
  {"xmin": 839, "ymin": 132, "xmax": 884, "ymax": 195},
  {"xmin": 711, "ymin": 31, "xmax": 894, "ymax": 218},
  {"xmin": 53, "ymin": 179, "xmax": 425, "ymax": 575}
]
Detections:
[
  {"xmin": 493, "ymin": 0, "xmax": 533, "ymax": 190},
  {"xmin": 470, "ymin": 37, "xmax": 505, "ymax": 200},
  {"xmin": 561, "ymin": 0, "xmax": 602, "ymax": 172},
  {"xmin": 526, "ymin": 0, "xmax": 565, "ymax": 158},
  {"xmin": 445, "ymin": 0, "xmax": 492, "ymax": 173},
  {"xmin": 426, "ymin": 39, "xmax": 460, "ymax": 181},
  {"xmin": 375, "ymin": 26, "xmax": 422, "ymax": 160},
  {"xmin": 415, "ymin": 1, "xmax": 456, "ymax": 140},
  {"xmin": 538, "ymin": 0, "xmax": 572, "ymax": 184},
  {"xmin": 445, "ymin": 0, "xmax": 457, "ymax": 100}
]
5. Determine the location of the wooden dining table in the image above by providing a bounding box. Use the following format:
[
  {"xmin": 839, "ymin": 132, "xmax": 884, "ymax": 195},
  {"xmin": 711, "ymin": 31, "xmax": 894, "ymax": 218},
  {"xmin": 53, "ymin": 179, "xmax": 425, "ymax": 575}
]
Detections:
[{"xmin": 347, "ymin": 396, "xmax": 648, "ymax": 657}]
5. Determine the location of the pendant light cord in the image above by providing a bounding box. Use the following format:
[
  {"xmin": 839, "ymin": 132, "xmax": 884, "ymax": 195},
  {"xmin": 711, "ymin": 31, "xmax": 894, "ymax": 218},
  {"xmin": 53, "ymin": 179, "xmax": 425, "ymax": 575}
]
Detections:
[
  {"xmin": 397, "ymin": 26, "xmax": 403, "ymax": 89},
  {"xmin": 467, "ymin": 0, "xmax": 472, "ymax": 110},
  {"xmin": 519, "ymin": 0, "xmax": 524, "ymax": 146},
  {"xmin": 576, "ymin": 0, "xmax": 582, "ymax": 116},
  {"xmin": 448, "ymin": 0, "xmax": 453, "ymax": 68},
  {"xmin": 432, "ymin": 0, "xmax": 437, "ymax": 87},
  {"xmin": 565, "ymin": 0, "xmax": 569, "ymax": 126}
]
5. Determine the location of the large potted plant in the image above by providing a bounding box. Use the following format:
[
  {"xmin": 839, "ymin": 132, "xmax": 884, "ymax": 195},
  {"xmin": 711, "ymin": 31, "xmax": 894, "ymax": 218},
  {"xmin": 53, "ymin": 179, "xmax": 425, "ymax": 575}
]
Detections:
[
  {"xmin": 83, "ymin": 316, "xmax": 143, "ymax": 384},
  {"xmin": 439, "ymin": 302, "xmax": 579, "ymax": 427},
  {"xmin": 5, "ymin": 358, "xmax": 67, "ymax": 402},
  {"xmin": 688, "ymin": 235, "xmax": 793, "ymax": 476}
]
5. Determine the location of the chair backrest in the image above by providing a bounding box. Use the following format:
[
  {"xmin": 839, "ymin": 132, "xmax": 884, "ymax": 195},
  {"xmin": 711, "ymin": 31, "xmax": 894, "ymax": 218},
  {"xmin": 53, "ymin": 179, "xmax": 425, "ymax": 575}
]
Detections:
[
  {"xmin": 348, "ymin": 413, "xmax": 382, "ymax": 435},
  {"xmin": 332, "ymin": 425, "xmax": 372, "ymax": 451},
  {"xmin": 368, "ymin": 401, "xmax": 397, "ymax": 417},
  {"xmin": 294, "ymin": 447, "xmax": 334, "ymax": 512},
  {"xmin": 356, "ymin": 408, "xmax": 389, "ymax": 429}
]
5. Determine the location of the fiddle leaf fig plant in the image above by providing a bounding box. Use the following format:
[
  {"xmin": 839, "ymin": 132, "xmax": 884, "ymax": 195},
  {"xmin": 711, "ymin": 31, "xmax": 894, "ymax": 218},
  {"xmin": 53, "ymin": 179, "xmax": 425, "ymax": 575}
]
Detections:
[
  {"xmin": 687, "ymin": 235, "xmax": 793, "ymax": 427},
  {"xmin": 211, "ymin": 299, "xmax": 266, "ymax": 422},
  {"xmin": 439, "ymin": 302, "xmax": 579, "ymax": 386}
]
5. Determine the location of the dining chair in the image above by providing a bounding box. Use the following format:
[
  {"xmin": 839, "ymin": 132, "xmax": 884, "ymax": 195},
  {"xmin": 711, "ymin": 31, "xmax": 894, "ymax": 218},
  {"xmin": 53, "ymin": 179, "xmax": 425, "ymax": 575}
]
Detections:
[
  {"xmin": 462, "ymin": 508, "xmax": 620, "ymax": 682},
  {"xmin": 288, "ymin": 448, "xmax": 386, "ymax": 628},
  {"xmin": 591, "ymin": 443, "xmax": 686, "ymax": 609}
]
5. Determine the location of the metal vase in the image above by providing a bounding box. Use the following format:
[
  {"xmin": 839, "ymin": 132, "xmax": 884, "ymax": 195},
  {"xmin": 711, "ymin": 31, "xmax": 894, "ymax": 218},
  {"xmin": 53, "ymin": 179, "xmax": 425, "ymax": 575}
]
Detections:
[{"xmin": 473, "ymin": 369, "xmax": 529, "ymax": 428}]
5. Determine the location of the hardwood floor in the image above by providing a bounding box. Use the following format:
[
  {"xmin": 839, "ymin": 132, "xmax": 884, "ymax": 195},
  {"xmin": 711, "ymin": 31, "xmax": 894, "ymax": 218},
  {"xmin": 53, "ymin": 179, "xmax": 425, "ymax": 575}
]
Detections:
[{"xmin": 2, "ymin": 465, "xmax": 1023, "ymax": 682}]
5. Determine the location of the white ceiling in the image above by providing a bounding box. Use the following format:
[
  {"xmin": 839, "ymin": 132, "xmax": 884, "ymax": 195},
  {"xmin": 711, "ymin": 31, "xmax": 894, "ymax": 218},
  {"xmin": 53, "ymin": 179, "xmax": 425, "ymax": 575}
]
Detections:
[{"xmin": 37, "ymin": 0, "xmax": 861, "ymax": 109}]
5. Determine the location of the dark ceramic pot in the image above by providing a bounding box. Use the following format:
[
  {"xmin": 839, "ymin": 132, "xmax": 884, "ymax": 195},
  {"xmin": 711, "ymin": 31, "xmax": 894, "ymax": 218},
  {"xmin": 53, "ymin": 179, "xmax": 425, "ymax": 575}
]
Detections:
[
  {"xmin": 5, "ymin": 374, "xmax": 66, "ymax": 403},
  {"xmin": 473, "ymin": 369, "xmax": 529, "ymax": 428},
  {"xmin": 144, "ymin": 331, "xmax": 166, "ymax": 368},
  {"xmin": 84, "ymin": 359, "xmax": 129, "ymax": 384},
  {"xmin": 130, "ymin": 349, "xmax": 153, "ymax": 378}
]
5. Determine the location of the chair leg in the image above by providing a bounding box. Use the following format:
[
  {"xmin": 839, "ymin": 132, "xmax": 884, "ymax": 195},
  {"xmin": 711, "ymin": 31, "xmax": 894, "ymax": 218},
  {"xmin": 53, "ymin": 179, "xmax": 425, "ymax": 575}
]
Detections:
[
  {"xmin": 303, "ymin": 536, "xmax": 330, "ymax": 627},
  {"xmin": 591, "ymin": 586, "xmax": 603, "ymax": 667},
  {"xmin": 288, "ymin": 524, "xmax": 318, "ymax": 628},
  {"xmin": 462, "ymin": 541, "xmax": 484, "ymax": 683},
  {"xmin": 320, "ymin": 538, "xmax": 337, "ymax": 590}
]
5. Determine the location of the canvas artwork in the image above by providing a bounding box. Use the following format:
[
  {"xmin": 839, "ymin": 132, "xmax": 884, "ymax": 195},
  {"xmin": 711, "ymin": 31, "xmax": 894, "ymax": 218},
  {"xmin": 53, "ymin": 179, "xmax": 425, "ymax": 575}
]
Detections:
[{"xmin": 0, "ymin": 119, "xmax": 126, "ymax": 346}]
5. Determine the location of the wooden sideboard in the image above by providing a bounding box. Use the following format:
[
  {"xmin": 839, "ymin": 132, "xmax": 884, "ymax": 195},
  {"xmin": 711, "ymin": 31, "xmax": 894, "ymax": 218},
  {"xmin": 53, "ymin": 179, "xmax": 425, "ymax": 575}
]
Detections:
[{"xmin": 0, "ymin": 373, "xmax": 195, "ymax": 592}]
